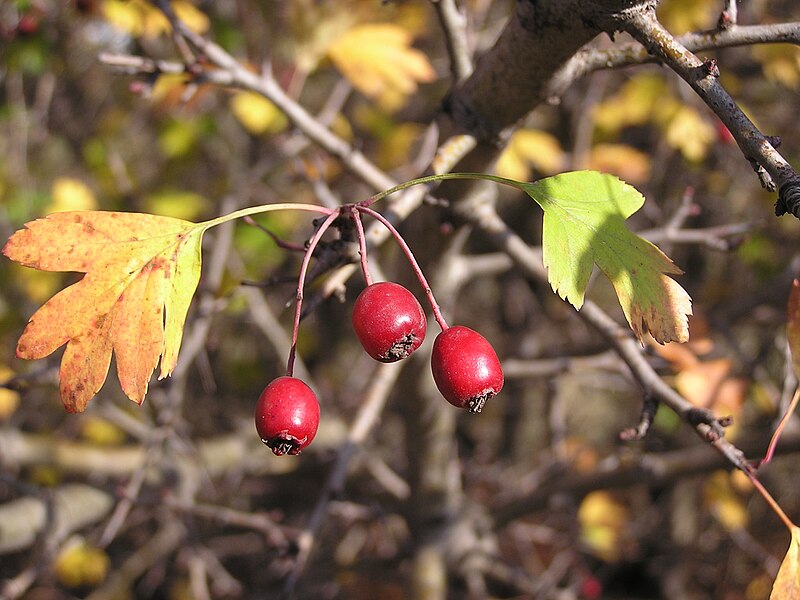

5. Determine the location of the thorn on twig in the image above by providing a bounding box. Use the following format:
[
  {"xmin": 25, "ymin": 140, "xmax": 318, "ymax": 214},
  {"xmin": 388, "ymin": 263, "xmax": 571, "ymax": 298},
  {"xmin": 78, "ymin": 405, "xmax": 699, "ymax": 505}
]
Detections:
[{"xmin": 620, "ymin": 393, "xmax": 659, "ymax": 441}]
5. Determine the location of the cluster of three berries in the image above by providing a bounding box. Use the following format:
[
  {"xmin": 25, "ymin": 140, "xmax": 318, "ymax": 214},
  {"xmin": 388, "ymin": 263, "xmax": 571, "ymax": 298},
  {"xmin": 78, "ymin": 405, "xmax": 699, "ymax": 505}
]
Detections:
[{"xmin": 255, "ymin": 281, "xmax": 504, "ymax": 456}]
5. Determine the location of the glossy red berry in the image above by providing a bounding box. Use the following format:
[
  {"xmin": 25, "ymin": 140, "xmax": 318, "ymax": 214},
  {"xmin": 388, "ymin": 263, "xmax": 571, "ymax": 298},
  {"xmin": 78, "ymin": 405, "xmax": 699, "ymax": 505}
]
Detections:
[
  {"xmin": 255, "ymin": 376, "xmax": 320, "ymax": 456},
  {"xmin": 431, "ymin": 326, "xmax": 504, "ymax": 413},
  {"xmin": 352, "ymin": 282, "xmax": 427, "ymax": 363}
]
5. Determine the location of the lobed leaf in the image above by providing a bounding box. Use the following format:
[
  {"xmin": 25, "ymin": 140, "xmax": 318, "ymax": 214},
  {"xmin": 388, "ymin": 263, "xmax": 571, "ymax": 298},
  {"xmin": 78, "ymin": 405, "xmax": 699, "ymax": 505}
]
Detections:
[
  {"xmin": 3, "ymin": 211, "xmax": 206, "ymax": 412},
  {"xmin": 771, "ymin": 526, "xmax": 800, "ymax": 600},
  {"xmin": 521, "ymin": 171, "xmax": 692, "ymax": 344}
]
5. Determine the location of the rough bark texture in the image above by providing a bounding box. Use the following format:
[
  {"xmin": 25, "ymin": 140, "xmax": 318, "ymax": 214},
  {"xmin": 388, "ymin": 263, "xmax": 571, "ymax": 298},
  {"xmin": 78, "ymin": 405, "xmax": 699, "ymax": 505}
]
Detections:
[{"xmin": 441, "ymin": 0, "xmax": 659, "ymax": 143}]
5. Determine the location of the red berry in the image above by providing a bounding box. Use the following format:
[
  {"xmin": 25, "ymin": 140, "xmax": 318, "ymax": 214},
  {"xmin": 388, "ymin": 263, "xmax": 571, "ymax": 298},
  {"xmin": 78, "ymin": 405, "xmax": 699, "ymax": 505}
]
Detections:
[
  {"xmin": 255, "ymin": 376, "xmax": 320, "ymax": 456},
  {"xmin": 352, "ymin": 282, "xmax": 427, "ymax": 363},
  {"xmin": 431, "ymin": 326, "xmax": 503, "ymax": 413}
]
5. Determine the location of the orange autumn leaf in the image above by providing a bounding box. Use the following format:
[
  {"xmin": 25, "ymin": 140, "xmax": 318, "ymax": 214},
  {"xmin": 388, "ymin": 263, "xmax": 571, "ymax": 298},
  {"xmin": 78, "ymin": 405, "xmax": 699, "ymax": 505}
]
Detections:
[
  {"xmin": 3, "ymin": 211, "xmax": 207, "ymax": 412},
  {"xmin": 771, "ymin": 526, "xmax": 800, "ymax": 600}
]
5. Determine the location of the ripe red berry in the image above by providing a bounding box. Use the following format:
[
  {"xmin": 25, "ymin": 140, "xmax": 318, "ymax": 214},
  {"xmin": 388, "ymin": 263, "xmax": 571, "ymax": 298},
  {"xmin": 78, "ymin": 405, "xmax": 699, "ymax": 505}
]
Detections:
[
  {"xmin": 255, "ymin": 376, "xmax": 320, "ymax": 456},
  {"xmin": 352, "ymin": 282, "xmax": 427, "ymax": 363},
  {"xmin": 431, "ymin": 326, "xmax": 503, "ymax": 413}
]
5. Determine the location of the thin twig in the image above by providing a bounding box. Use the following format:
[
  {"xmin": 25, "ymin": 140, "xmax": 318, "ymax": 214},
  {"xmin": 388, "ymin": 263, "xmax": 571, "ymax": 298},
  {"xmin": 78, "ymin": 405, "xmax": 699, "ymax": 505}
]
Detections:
[{"xmin": 282, "ymin": 361, "xmax": 404, "ymax": 597}]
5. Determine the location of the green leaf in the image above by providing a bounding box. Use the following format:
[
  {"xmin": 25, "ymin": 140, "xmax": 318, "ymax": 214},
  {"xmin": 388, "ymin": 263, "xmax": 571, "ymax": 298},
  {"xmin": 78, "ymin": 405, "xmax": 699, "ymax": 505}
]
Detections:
[{"xmin": 521, "ymin": 171, "xmax": 691, "ymax": 344}]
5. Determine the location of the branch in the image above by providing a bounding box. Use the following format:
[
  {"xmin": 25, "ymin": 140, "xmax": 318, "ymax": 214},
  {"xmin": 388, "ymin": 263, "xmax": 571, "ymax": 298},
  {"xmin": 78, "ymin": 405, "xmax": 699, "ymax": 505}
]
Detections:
[
  {"xmin": 621, "ymin": 8, "xmax": 800, "ymax": 213},
  {"xmin": 431, "ymin": 0, "xmax": 473, "ymax": 83},
  {"xmin": 454, "ymin": 200, "xmax": 751, "ymax": 468},
  {"xmin": 282, "ymin": 361, "xmax": 404, "ymax": 597},
  {"xmin": 547, "ymin": 22, "xmax": 800, "ymax": 100},
  {"xmin": 492, "ymin": 430, "xmax": 800, "ymax": 527}
]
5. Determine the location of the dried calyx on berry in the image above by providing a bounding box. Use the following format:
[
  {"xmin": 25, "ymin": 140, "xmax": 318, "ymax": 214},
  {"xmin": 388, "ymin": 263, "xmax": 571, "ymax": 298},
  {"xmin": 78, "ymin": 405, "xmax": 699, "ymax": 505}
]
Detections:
[
  {"xmin": 255, "ymin": 376, "xmax": 320, "ymax": 456},
  {"xmin": 430, "ymin": 326, "xmax": 504, "ymax": 413}
]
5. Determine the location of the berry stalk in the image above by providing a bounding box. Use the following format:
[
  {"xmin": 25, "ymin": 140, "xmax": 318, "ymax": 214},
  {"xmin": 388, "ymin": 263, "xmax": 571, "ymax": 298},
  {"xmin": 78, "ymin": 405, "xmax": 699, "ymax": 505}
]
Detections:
[
  {"xmin": 350, "ymin": 206, "xmax": 373, "ymax": 286},
  {"xmin": 355, "ymin": 205, "xmax": 449, "ymax": 332},
  {"xmin": 287, "ymin": 210, "xmax": 341, "ymax": 376}
]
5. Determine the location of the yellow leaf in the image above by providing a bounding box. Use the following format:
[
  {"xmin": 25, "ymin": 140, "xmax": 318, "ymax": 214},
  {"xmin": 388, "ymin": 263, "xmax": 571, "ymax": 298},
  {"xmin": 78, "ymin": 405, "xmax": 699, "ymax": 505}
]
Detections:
[
  {"xmin": 327, "ymin": 23, "xmax": 435, "ymax": 112},
  {"xmin": 657, "ymin": 0, "xmax": 718, "ymax": 34},
  {"xmin": 102, "ymin": 0, "xmax": 208, "ymax": 39},
  {"xmin": 675, "ymin": 358, "xmax": 731, "ymax": 407},
  {"xmin": 55, "ymin": 539, "xmax": 110, "ymax": 588},
  {"xmin": 172, "ymin": 0, "xmax": 209, "ymax": 35},
  {"xmin": 593, "ymin": 74, "xmax": 671, "ymax": 134},
  {"xmin": 587, "ymin": 143, "xmax": 652, "ymax": 184},
  {"xmin": 496, "ymin": 129, "xmax": 565, "ymax": 181},
  {"xmin": 80, "ymin": 416, "xmax": 127, "ymax": 446},
  {"xmin": 704, "ymin": 471, "xmax": 749, "ymax": 531},
  {"xmin": 578, "ymin": 491, "xmax": 630, "ymax": 562},
  {"xmin": 771, "ymin": 527, "xmax": 800, "ymax": 600},
  {"xmin": 143, "ymin": 190, "xmax": 210, "ymax": 222},
  {"xmin": 230, "ymin": 91, "xmax": 289, "ymax": 135},
  {"xmin": 3, "ymin": 211, "xmax": 207, "ymax": 412},
  {"xmin": 661, "ymin": 105, "xmax": 716, "ymax": 162},
  {"xmin": 0, "ymin": 366, "xmax": 20, "ymax": 420},
  {"xmin": 47, "ymin": 178, "xmax": 97, "ymax": 213},
  {"xmin": 753, "ymin": 44, "xmax": 800, "ymax": 89}
]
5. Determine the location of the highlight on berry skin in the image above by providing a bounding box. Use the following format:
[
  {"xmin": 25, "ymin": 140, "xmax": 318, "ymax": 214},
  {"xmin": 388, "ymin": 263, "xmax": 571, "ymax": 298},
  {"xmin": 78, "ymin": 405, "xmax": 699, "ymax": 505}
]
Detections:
[
  {"xmin": 352, "ymin": 281, "xmax": 427, "ymax": 363},
  {"xmin": 430, "ymin": 325, "xmax": 504, "ymax": 413},
  {"xmin": 255, "ymin": 376, "xmax": 320, "ymax": 456}
]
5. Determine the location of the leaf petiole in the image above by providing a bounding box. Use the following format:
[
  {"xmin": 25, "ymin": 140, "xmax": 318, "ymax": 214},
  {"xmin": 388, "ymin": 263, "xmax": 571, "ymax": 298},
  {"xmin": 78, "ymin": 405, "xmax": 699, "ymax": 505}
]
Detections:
[{"xmin": 199, "ymin": 203, "xmax": 334, "ymax": 231}]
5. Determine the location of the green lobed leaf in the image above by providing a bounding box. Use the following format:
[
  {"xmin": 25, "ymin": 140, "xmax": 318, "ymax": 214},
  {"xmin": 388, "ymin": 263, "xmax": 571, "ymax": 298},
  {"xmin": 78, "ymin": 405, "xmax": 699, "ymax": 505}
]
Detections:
[{"xmin": 521, "ymin": 170, "xmax": 692, "ymax": 344}]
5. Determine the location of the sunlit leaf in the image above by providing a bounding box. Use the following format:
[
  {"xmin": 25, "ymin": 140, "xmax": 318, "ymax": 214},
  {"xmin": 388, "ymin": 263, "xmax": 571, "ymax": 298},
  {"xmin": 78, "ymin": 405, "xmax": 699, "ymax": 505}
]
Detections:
[
  {"xmin": 771, "ymin": 527, "xmax": 800, "ymax": 600},
  {"xmin": 661, "ymin": 105, "xmax": 715, "ymax": 162},
  {"xmin": 3, "ymin": 211, "xmax": 208, "ymax": 411},
  {"xmin": 230, "ymin": 91, "xmax": 289, "ymax": 135},
  {"xmin": 327, "ymin": 23, "xmax": 435, "ymax": 112},
  {"xmin": 55, "ymin": 540, "xmax": 110, "ymax": 588},
  {"xmin": 102, "ymin": 0, "xmax": 208, "ymax": 38},
  {"xmin": 704, "ymin": 471, "xmax": 749, "ymax": 531},
  {"xmin": 496, "ymin": 129, "xmax": 565, "ymax": 181},
  {"xmin": 657, "ymin": 0, "xmax": 718, "ymax": 34},
  {"xmin": 578, "ymin": 491, "xmax": 630, "ymax": 562},
  {"xmin": 47, "ymin": 178, "xmax": 97, "ymax": 213},
  {"xmin": 587, "ymin": 144, "xmax": 651, "ymax": 185},
  {"xmin": 753, "ymin": 44, "xmax": 800, "ymax": 89},
  {"xmin": 522, "ymin": 171, "xmax": 692, "ymax": 343}
]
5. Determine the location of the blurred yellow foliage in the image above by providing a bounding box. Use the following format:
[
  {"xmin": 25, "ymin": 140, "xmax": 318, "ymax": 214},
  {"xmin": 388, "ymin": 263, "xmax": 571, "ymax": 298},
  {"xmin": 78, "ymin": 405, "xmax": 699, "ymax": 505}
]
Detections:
[
  {"xmin": 0, "ymin": 366, "xmax": 20, "ymax": 420},
  {"xmin": 657, "ymin": 0, "xmax": 718, "ymax": 34},
  {"xmin": 47, "ymin": 178, "xmax": 97, "ymax": 213},
  {"xmin": 55, "ymin": 539, "xmax": 110, "ymax": 588},
  {"xmin": 578, "ymin": 491, "xmax": 630, "ymax": 562},
  {"xmin": 594, "ymin": 74, "xmax": 715, "ymax": 162},
  {"xmin": 496, "ymin": 129, "xmax": 565, "ymax": 181},
  {"xmin": 753, "ymin": 45, "xmax": 800, "ymax": 89},
  {"xmin": 328, "ymin": 23, "xmax": 435, "ymax": 112},
  {"xmin": 80, "ymin": 416, "xmax": 127, "ymax": 446},
  {"xmin": 102, "ymin": 0, "xmax": 209, "ymax": 38},
  {"xmin": 230, "ymin": 92, "xmax": 289, "ymax": 135},
  {"xmin": 662, "ymin": 104, "xmax": 716, "ymax": 162},
  {"xmin": 704, "ymin": 471, "xmax": 749, "ymax": 530},
  {"xmin": 587, "ymin": 143, "xmax": 652, "ymax": 184},
  {"xmin": 9, "ymin": 263, "xmax": 61, "ymax": 304},
  {"xmin": 143, "ymin": 190, "xmax": 209, "ymax": 221}
]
